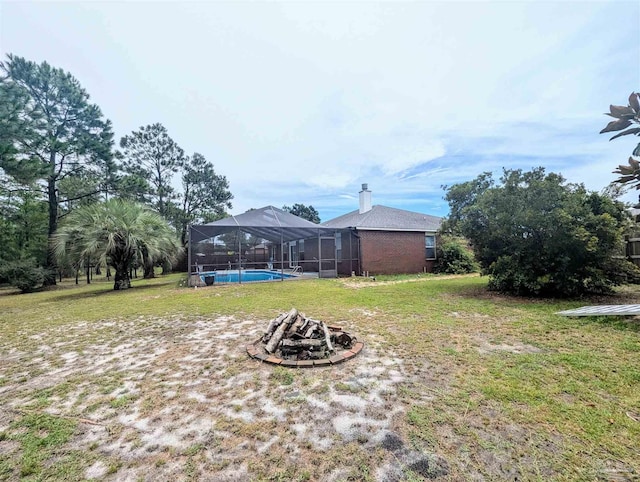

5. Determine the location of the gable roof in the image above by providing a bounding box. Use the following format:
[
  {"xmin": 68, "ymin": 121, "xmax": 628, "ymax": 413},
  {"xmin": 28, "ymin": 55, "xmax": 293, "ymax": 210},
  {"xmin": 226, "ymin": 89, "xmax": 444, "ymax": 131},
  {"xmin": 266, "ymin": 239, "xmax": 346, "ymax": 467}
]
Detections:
[
  {"xmin": 322, "ymin": 205, "xmax": 441, "ymax": 232},
  {"xmin": 190, "ymin": 206, "xmax": 335, "ymax": 243}
]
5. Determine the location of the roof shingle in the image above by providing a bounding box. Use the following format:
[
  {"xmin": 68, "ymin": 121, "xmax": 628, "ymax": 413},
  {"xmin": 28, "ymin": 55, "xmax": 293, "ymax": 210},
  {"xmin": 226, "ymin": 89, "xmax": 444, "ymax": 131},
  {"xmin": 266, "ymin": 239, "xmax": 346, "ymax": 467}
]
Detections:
[{"xmin": 322, "ymin": 205, "xmax": 441, "ymax": 232}]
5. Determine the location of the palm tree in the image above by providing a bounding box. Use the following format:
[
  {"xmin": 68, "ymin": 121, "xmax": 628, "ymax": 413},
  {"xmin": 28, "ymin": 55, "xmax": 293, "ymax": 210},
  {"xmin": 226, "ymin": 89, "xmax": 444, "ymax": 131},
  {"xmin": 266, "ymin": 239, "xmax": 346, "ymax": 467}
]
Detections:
[{"xmin": 52, "ymin": 200, "xmax": 182, "ymax": 290}]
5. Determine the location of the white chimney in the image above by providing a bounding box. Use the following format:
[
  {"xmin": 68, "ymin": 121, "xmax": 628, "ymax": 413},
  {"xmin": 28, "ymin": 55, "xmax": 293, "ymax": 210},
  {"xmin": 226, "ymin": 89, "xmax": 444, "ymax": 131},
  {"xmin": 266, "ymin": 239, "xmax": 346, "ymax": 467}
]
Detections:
[{"xmin": 359, "ymin": 183, "xmax": 372, "ymax": 214}]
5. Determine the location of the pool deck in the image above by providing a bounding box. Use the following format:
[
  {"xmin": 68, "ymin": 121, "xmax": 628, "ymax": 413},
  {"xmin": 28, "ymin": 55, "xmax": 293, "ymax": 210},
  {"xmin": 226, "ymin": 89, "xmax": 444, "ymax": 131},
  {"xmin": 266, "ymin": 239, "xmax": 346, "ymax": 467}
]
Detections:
[{"xmin": 189, "ymin": 269, "xmax": 318, "ymax": 287}]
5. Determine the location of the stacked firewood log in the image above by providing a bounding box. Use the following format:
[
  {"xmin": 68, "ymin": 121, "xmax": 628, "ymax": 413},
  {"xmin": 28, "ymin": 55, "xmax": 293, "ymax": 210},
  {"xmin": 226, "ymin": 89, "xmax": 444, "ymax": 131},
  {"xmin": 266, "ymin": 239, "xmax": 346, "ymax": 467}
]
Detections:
[{"xmin": 261, "ymin": 308, "xmax": 356, "ymax": 360}]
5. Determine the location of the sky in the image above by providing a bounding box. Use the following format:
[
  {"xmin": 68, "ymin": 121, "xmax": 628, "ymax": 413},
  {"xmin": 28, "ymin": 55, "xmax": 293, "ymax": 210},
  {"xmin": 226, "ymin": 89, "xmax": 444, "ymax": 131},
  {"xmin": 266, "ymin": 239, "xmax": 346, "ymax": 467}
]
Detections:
[{"xmin": 1, "ymin": 0, "xmax": 639, "ymax": 221}]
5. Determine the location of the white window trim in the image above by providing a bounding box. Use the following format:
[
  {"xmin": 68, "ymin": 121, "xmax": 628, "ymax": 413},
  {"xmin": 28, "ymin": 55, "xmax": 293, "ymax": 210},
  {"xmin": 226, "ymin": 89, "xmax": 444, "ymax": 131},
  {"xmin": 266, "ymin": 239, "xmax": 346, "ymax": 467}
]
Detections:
[{"xmin": 426, "ymin": 234, "xmax": 436, "ymax": 260}]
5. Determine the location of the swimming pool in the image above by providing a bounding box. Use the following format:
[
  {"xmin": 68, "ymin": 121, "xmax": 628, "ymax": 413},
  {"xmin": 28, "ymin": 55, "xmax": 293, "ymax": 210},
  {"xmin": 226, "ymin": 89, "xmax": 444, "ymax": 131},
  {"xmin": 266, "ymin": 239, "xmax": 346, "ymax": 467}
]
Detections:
[{"xmin": 199, "ymin": 269, "xmax": 295, "ymax": 284}]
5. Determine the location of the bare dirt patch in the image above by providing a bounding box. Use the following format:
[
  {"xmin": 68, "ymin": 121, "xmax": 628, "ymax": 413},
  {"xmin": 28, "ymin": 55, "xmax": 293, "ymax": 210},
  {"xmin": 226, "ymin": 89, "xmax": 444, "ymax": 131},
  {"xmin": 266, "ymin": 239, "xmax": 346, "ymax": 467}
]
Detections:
[
  {"xmin": 338, "ymin": 273, "xmax": 479, "ymax": 289},
  {"xmin": 471, "ymin": 332, "xmax": 544, "ymax": 355},
  {"xmin": 0, "ymin": 315, "xmax": 432, "ymax": 480}
]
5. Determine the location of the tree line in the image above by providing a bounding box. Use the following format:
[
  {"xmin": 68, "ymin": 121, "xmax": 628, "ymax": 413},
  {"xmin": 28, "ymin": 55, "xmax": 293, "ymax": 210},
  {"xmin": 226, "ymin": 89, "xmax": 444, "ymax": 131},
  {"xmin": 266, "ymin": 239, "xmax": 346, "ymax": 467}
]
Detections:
[{"xmin": 0, "ymin": 54, "xmax": 233, "ymax": 289}]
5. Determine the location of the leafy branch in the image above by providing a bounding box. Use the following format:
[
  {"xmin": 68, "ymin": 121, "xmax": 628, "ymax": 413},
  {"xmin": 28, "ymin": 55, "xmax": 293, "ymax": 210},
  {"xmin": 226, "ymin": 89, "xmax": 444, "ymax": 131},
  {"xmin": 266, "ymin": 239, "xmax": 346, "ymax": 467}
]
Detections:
[{"xmin": 601, "ymin": 92, "xmax": 640, "ymax": 187}]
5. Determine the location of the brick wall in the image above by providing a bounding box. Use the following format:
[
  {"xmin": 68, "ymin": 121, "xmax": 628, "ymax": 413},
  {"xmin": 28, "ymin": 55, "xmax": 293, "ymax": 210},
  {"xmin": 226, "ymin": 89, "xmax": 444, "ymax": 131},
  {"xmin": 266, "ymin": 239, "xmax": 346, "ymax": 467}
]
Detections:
[{"xmin": 359, "ymin": 231, "xmax": 430, "ymax": 275}]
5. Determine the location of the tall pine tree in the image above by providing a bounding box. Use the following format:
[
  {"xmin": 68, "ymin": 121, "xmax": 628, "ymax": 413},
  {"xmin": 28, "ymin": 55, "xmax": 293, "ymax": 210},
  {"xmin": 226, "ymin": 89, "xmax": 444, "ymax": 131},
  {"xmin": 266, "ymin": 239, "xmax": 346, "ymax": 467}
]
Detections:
[
  {"xmin": 0, "ymin": 54, "xmax": 114, "ymax": 280},
  {"xmin": 119, "ymin": 123, "xmax": 185, "ymax": 218},
  {"xmin": 170, "ymin": 152, "xmax": 233, "ymax": 247}
]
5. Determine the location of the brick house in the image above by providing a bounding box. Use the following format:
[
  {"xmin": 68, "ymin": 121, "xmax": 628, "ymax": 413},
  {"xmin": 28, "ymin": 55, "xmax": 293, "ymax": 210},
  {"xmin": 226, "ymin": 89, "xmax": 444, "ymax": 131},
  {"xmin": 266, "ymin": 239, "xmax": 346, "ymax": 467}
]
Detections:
[{"xmin": 322, "ymin": 184, "xmax": 442, "ymax": 275}]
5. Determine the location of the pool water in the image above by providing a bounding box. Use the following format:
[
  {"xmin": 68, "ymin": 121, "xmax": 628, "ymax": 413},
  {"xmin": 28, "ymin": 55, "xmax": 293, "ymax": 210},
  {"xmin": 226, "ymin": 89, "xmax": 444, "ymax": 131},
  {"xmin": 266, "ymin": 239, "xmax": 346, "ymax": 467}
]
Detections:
[{"xmin": 200, "ymin": 269, "xmax": 294, "ymax": 284}]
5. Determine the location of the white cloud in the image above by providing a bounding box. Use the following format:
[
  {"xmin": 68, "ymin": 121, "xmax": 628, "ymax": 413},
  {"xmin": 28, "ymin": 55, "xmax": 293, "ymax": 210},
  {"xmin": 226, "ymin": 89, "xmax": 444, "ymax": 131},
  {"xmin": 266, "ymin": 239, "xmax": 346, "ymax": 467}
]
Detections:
[{"xmin": 383, "ymin": 142, "xmax": 446, "ymax": 175}]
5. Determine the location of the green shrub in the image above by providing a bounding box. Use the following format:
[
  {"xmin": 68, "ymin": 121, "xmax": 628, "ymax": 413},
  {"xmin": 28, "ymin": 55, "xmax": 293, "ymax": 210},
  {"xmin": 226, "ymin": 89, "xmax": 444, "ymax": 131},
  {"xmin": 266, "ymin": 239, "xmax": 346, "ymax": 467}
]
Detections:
[
  {"xmin": 0, "ymin": 259, "xmax": 49, "ymax": 293},
  {"xmin": 444, "ymin": 168, "xmax": 636, "ymax": 297},
  {"xmin": 486, "ymin": 256, "xmax": 640, "ymax": 297},
  {"xmin": 433, "ymin": 238, "xmax": 479, "ymax": 274}
]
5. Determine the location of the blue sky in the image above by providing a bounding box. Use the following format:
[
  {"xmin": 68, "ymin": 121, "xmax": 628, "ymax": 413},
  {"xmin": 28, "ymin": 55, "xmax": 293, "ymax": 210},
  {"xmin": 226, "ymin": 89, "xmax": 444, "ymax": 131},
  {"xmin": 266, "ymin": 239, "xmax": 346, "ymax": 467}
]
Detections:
[{"xmin": 1, "ymin": 1, "xmax": 639, "ymax": 221}]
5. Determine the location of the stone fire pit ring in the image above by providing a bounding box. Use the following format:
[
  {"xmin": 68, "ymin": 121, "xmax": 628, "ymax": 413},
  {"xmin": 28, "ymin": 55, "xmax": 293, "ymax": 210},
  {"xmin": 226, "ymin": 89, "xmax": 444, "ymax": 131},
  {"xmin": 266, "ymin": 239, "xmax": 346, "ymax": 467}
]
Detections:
[
  {"xmin": 246, "ymin": 339, "xmax": 364, "ymax": 368},
  {"xmin": 246, "ymin": 308, "xmax": 364, "ymax": 368}
]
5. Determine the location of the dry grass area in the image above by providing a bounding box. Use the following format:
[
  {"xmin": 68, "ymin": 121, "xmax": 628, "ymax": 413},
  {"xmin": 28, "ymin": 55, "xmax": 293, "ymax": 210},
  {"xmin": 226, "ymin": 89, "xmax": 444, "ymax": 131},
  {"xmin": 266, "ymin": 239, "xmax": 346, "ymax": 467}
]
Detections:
[{"xmin": 0, "ymin": 274, "xmax": 639, "ymax": 481}]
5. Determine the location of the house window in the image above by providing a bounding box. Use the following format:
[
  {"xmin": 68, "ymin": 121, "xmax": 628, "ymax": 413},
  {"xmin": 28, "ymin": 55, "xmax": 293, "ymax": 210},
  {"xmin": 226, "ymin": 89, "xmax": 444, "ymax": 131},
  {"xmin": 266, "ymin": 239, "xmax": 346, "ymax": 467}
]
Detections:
[
  {"xmin": 299, "ymin": 239, "xmax": 304, "ymax": 260},
  {"xmin": 336, "ymin": 232, "xmax": 342, "ymax": 261},
  {"xmin": 425, "ymin": 235, "xmax": 436, "ymax": 259}
]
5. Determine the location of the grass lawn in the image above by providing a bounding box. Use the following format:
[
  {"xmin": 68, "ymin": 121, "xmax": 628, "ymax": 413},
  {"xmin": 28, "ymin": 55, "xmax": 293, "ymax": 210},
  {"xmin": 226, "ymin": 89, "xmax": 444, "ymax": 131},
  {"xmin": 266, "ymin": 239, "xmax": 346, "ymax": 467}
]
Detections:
[{"xmin": 0, "ymin": 273, "xmax": 638, "ymax": 481}]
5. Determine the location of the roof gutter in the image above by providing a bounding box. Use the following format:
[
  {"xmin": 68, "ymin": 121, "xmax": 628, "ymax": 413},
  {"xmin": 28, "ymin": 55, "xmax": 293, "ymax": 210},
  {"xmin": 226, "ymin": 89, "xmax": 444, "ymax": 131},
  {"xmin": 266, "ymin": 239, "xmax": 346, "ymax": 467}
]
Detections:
[{"xmin": 347, "ymin": 227, "xmax": 438, "ymax": 233}]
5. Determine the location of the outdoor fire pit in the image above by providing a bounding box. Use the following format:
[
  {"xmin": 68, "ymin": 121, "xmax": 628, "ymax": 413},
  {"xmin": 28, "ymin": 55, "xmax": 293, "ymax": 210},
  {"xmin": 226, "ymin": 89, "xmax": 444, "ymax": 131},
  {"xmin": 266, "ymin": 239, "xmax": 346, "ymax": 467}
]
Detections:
[{"xmin": 246, "ymin": 308, "xmax": 364, "ymax": 367}]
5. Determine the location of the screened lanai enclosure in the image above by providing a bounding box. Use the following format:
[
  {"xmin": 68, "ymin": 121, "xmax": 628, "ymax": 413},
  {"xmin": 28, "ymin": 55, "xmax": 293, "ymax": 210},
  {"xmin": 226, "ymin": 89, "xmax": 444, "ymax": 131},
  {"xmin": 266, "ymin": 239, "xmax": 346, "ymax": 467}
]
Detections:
[{"xmin": 187, "ymin": 206, "xmax": 338, "ymax": 286}]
